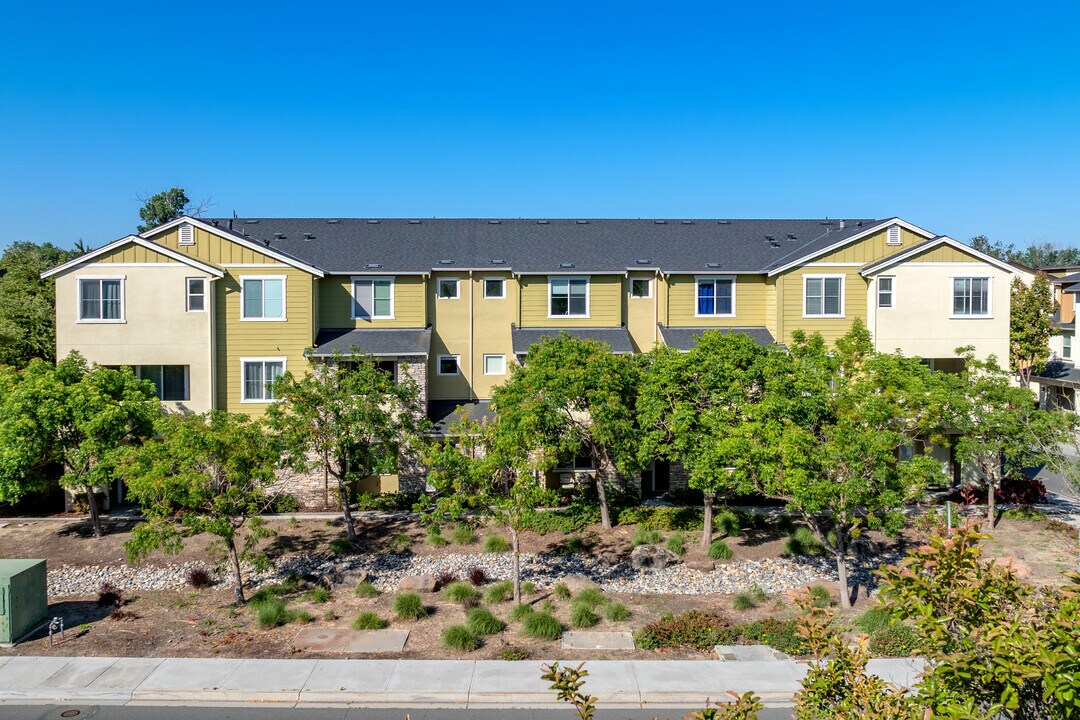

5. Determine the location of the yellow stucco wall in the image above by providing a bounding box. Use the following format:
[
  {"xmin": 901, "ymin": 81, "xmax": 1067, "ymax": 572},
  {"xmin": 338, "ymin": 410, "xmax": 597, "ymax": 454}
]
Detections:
[
  {"xmin": 518, "ymin": 275, "xmax": 621, "ymax": 327},
  {"xmin": 665, "ymin": 274, "xmax": 770, "ymax": 328},
  {"xmin": 318, "ymin": 275, "xmax": 427, "ymax": 328}
]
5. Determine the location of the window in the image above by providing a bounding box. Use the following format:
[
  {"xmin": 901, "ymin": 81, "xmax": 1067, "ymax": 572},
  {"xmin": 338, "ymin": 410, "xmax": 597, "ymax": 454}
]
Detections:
[
  {"xmin": 549, "ymin": 277, "xmax": 588, "ymax": 317},
  {"xmin": 696, "ymin": 277, "xmax": 734, "ymax": 316},
  {"xmin": 437, "ymin": 278, "xmax": 459, "ymax": 299},
  {"xmin": 79, "ymin": 278, "xmax": 124, "ymax": 321},
  {"xmin": 241, "ymin": 359, "xmax": 285, "ymax": 402},
  {"xmin": 483, "ymin": 354, "xmax": 506, "ymax": 375},
  {"xmin": 630, "ymin": 278, "xmax": 651, "ymax": 299},
  {"xmin": 804, "ymin": 276, "xmax": 844, "ymax": 317},
  {"xmin": 241, "ymin": 277, "xmax": 285, "ymax": 320},
  {"xmin": 1064, "ymin": 335, "xmax": 1072, "ymax": 359},
  {"xmin": 887, "ymin": 225, "xmax": 902, "ymax": 245},
  {"xmin": 877, "ymin": 276, "xmax": 894, "ymax": 309},
  {"xmin": 375, "ymin": 360, "xmax": 398, "ymax": 382},
  {"xmin": 352, "ymin": 278, "xmax": 394, "ymax": 319},
  {"xmin": 484, "ymin": 278, "xmax": 505, "ymax": 299},
  {"xmin": 137, "ymin": 365, "xmax": 189, "ymax": 401},
  {"xmin": 178, "ymin": 223, "xmax": 195, "ymax": 246},
  {"xmin": 186, "ymin": 278, "xmax": 206, "ymax": 312},
  {"xmin": 952, "ymin": 277, "xmax": 990, "ymax": 316},
  {"xmin": 437, "ymin": 355, "xmax": 460, "ymax": 376},
  {"xmin": 557, "ymin": 447, "xmax": 594, "ymax": 470}
]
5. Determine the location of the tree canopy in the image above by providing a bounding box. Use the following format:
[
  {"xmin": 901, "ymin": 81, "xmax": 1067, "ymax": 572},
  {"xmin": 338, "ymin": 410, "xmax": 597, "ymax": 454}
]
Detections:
[
  {"xmin": 1009, "ymin": 272, "xmax": 1057, "ymax": 387},
  {"xmin": 0, "ymin": 241, "xmax": 80, "ymax": 367},
  {"xmin": 970, "ymin": 234, "xmax": 1080, "ymax": 269},
  {"xmin": 136, "ymin": 187, "xmax": 210, "ymax": 232}
]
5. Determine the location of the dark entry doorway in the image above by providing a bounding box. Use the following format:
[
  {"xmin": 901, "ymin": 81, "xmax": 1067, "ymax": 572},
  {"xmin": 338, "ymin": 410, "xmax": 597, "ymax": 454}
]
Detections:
[{"xmin": 641, "ymin": 460, "xmax": 670, "ymax": 498}]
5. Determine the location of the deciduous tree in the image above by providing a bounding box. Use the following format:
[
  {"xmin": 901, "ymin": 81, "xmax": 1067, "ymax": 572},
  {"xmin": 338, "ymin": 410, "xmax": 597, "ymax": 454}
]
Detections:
[
  {"xmin": 0, "ymin": 241, "xmax": 79, "ymax": 367},
  {"xmin": 1010, "ymin": 272, "xmax": 1057, "ymax": 387},
  {"xmin": 136, "ymin": 187, "xmax": 212, "ymax": 233}
]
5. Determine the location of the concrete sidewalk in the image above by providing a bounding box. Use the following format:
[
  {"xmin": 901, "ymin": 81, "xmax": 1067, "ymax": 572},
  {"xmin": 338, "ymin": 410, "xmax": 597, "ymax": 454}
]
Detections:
[{"xmin": 0, "ymin": 656, "xmax": 925, "ymax": 709}]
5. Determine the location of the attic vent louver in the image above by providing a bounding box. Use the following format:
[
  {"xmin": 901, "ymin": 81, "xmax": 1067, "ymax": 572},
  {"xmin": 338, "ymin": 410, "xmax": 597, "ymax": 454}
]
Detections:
[
  {"xmin": 178, "ymin": 224, "xmax": 194, "ymax": 245},
  {"xmin": 366, "ymin": 219, "xmax": 381, "ymax": 224},
  {"xmin": 887, "ymin": 225, "xmax": 902, "ymax": 245},
  {"xmin": 560, "ymin": 262, "xmax": 575, "ymax": 268},
  {"xmin": 364, "ymin": 263, "xmax": 383, "ymax": 269}
]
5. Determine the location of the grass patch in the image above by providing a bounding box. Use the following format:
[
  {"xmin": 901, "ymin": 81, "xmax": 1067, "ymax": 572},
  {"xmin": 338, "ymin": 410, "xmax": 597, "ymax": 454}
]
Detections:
[
  {"xmin": 329, "ymin": 538, "xmax": 354, "ymax": 555},
  {"xmin": 292, "ymin": 610, "xmax": 314, "ymax": 624},
  {"xmin": 426, "ymin": 527, "xmax": 450, "ymax": 547},
  {"xmin": 631, "ymin": 527, "xmax": 663, "ymax": 547},
  {"xmin": 1001, "ymin": 507, "xmax": 1047, "ymax": 521},
  {"xmin": 451, "ymin": 524, "xmax": 478, "ymax": 545},
  {"xmin": 393, "ymin": 591, "xmax": 428, "ymax": 621},
  {"xmin": 552, "ymin": 583, "xmax": 571, "ymax": 600},
  {"xmin": 305, "ymin": 587, "xmax": 331, "ymax": 604},
  {"xmin": 854, "ymin": 605, "xmax": 892, "ymax": 634},
  {"xmin": 570, "ymin": 603, "xmax": 600, "ymax": 629},
  {"xmin": 485, "ymin": 580, "xmax": 514, "ymax": 604},
  {"xmin": 502, "ymin": 646, "xmax": 530, "ymax": 661},
  {"xmin": 520, "ymin": 581, "xmax": 537, "ymax": 596},
  {"xmin": 708, "ymin": 539, "xmax": 733, "ymax": 560},
  {"xmin": 508, "ymin": 604, "xmax": 534, "ymax": 622},
  {"xmin": 867, "ymin": 624, "xmax": 922, "ymax": 657},
  {"xmin": 389, "ymin": 532, "xmax": 412, "ymax": 553},
  {"xmin": 665, "ymin": 532, "xmax": 687, "ymax": 556},
  {"xmin": 784, "ymin": 527, "xmax": 825, "ymax": 557},
  {"xmin": 733, "ymin": 585, "xmax": 767, "ymax": 611},
  {"xmin": 571, "ymin": 587, "xmax": 605, "ymax": 609},
  {"xmin": 256, "ymin": 600, "xmax": 293, "ymax": 629},
  {"xmin": 603, "ymin": 602, "xmax": 631, "ymax": 622},
  {"xmin": 354, "ymin": 581, "xmax": 379, "ymax": 598},
  {"xmin": 443, "ymin": 582, "xmax": 480, "ymax": 604},
  {"xmin": 522, "ymin": 612, "xmax": 563, "ymax": 641},
  {"xmin": 466, "ymin": 608, "xmax": 505, "ymax": 636},
  {"xmin": 556, "ymin": 535, "xmax": 587, "ymax": 555},
  {"xmin": 483, "ymin": 535, "xmax": 511, "ymax": 553},
  {"xmin": 352, "ymin": 611, "xmax": 387, "ymax": 630},
  {"xmin": 715, "ymin": 509, "xmax": 742, "ymax": 537},
  {"xmin": 442, "ymin": 624, "xmax": 480, "ymax": 652},
  {"xmin": 808, "ymin": 584, "xmax": 834, "ymax": 608}
]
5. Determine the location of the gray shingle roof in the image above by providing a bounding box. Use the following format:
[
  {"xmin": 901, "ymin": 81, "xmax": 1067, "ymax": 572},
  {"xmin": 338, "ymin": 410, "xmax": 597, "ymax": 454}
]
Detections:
[
  {"xmin": 1035, "ymin": 359, "xmax": 1080, "ymax": 386},
  {"xmin": 656, "ymin": 324, "xmax": 776, "ymax": 351},
  {"xmin": 427, "ymin": 400, "xmax": 496, "ymax": 435},
  {"xmin": 309, "ymin": 327, "xmax": 432, "ymax": 357},
  {"xmin": 204, "ymin": 218, "xmax": 883, "ymax": 275},
  {"xmin": 511, "ymin": 325, "xmax": 635, "ymax": 355}
]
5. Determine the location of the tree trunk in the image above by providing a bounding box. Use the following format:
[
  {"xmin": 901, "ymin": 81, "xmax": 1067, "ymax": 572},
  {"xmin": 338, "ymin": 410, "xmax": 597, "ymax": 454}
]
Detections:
[
  {"xmin": 323, "ymin": 463, "xmax": 329, "ymax": 510},
  {"xmin": 987, "ymin": 477, "xmax": 997, "ymax": 528},
  {"xmin": 339, "ymin": 475, "xmax": 357, "ymax": 543},
  {"xmin": 836, "ymin": 535, "xmax": 851, "ymax": 609},
  {"xmin": 84, "ymin": 486, "xmax": 103, "ymax": 539},
  {"xmin": 594, "ymin": 448, "xmax": 612, "ymax": 530},
  {"xmin": 701, "ymin": 492, "xmax": 715, "ymax": 550},
  {"xmin": 511, "ymin": 527, "xmax": 521, "ymax": 605},
  {"xmin": 227, "ymin": 538, "xmax": 246, "ymax": 605}
]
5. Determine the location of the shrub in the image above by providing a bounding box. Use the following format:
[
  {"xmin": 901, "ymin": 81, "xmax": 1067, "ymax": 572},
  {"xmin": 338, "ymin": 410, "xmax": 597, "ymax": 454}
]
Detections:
[
  {"xmin": 329, "ymin": 538, "xmax": 354, "ymax": 555},
  {"xmin": 808, "ymin": 585, "xmax": 834, "ymax": 608},
  {"xmin": 997, "ymin": 476, "xmax": 1047, "ymax": 505},
  {"xmin": 270, "ymin": 493, "xmax": 300, "ymax": 513},
  {"xmin": 867, "ymin": 624, "xmax": 922, "ymax": 657},
  {"xmin": 616, "ymin": 505, "xmax": 704, "ymax": 531},
  {"xmin": 556, "ymin": 535, "xmax": 587, "ymax": 555},
  {"xmin": 853, "ymin": 605, "xmax": 892, "ymax": 634},
  {"xmin": 97, "ymin": 582, "xmax": 124, "ymax": 608},
  {"xmin": 451, "ymin": 524, "xmax": 478, "ymax": 545},
  {"xmin": 442, "ymin": 625, "xmax": 480, "ymax": 652},
  {"xmin": 389, "ymin": 532, "xmax": 412, "ymax": 553},
  {"xmin": 483, "ymin": 534, "xmax": 511, "ymax": 553},
  {"xmin": 352, "ymin": 611, "xmax": 387, "ymax": 630},
  {"xmin": 631, "ymin": 527, "xmax": 663, "ymax": 547},
  {"xmin": 354, "ymin": 491, "xmax": 422, "ymax": 512},
  {"xmin": 665, "ymin": 532, "xmax": 687, "ymax": 556},
  {"xmin": 522, "ymin": 612, "xmax": 563, "ymax": 641},
  {"xmin": 187, "ymin": 567, "xmax": 213, "ymax": 589},
  {"xmin": 443, "ymin": 581, "xmax": 480, "ymax": 604},
  {"xmin": 715, "ymin": 509, "xmax": 742, "ymax": 538},
  {"xmin": 509, "ymin": 604, "xmax": 534, "ymax": 622},
  {"xmin": 502, "ymin": 645, "xmax": 530, "ymax": 661},
  {"xmin": 736, "ymin": 618, "xmax": 807, "ymax": 655},
  {"xmin": 634, "ymin": 610, "xmax": 734, "ymax": 650},
  {"xmin": 520, "ymin": 501, "xmax": 600, "ymax": 534},
  {"xmin": 571, "ymin": 587, "xmax": 605, "ymax": 609},
  {"xmin": 466, "ymin": 607, "xmax": 505, "ymax": 636},
  {"xmin": 434, "ymin": 571, "xmax": 457, "ymax": 589},
  {"xmin": 393, "ymin": 591, "xmax": 427, "ymax": 621},
  {"xmin": 467, "ymin": 566, "xmax": 488, "ymax": 586},
  {"xmin": 570, "ymin": 603, "xmax": 600, "ymax": 628},
  {"xmin": 354, "ymin": 581, "xmax": 379, "ymax": 598},
  {"xmin": 603, "ymin": 602, "xmax": 630, "ymax": 622},
  {"xmin": 1001, "ymin": 506, "xmax": 1048, "ymax": 521},
  {"xmin": 553, "ymin": 583, "xmax": 571, "ymax": 600},
  {"xmin": 485, "ymin": 580, "xmax": 514, "ymax": 604},
  {"xmin": 521, "ymin": 581, "xmax": 537, "ymax": 596},
  {"xmin": 257, "ymin": 600, "xmax": 292, "ymax": 628},
  {"xmin": 305, "ymin": 587, "xmax": 331, "ymax": 604},
  {"xmin": 774, "ymin": 514, "xmax": 797, "ymax": 534},
  {"xmin": 783, "ymin": 527, "xmax": 825, "ymax": 557},
  {"xmin": 708, "ymin": 539, "xmax": 733, "ymax": 560}
]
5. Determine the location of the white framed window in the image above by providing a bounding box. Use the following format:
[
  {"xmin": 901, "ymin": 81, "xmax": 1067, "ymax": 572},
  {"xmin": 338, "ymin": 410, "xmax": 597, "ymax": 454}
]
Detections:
[
  {"xmin": 887, "ymin": 225, "xmax": 902, "ymax": 246},
  {"xmin": 178, "ymin": 223, "xmax": 195, "ymax": 246},
  {"xmin": 549, "ymin": 277, "xmax": 589, "ymax": 317},
  {"xmin": 352, "ymin": 277, "xmax": 394, "ymax": 319},
  {"xmin": 630, "ymin": 278, "xmax": 652, "ymax": 299},
  {"xmin": 696, "ymin": 277, "xmax": 735, "ymax": 316},
  {"xmin": 186, "ymin": 277, "xmax": 206, "ymax": 312},
  {"xmin": 437, "ymin": 355, "xmax": 460, "ymax": 376},
  {"xmin": 240, "ymin": 276, "xmax": 286, "ymax": 320},
  {"xmin": 78, "ymin": 277, "xmax": 125, "ymax": 322},
  {"xmin": 484, "ymin": 278, "xmax": 505, "ymax": 299},
  {"xmin": 483, "ymin": 354, "xmax": 506, "ymax": 375},
  {"xmin": 804, "ymin": 275, "xmax": 845, "ymax": 317},
  {"xmin": 1064, "ymin": 335, "xmax": 1073, "ymax": 359},
  {"xmin": 137, "ymin": 365, "xmax": 189, "ymax": 401},
  {"xmin": 240, "ymin": 358, "xmax": 285, "ymax": 402},
  {"xmin": 952, "ymin": 277, "xmax": 991, "ymax": 317},
  {"xmin": 877, "ymin": 276, "xmax": 894, "ymax": 309},
  {"xmin": 437, "ymin": 277, "xmax": 459, "ymax": 299}
]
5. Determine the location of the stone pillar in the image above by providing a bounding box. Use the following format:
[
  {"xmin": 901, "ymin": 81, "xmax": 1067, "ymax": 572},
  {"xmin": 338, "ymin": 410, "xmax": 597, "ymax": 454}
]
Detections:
[{"xmin": 397, "ymin": 355, "xmax": 430, "ymax": 493}]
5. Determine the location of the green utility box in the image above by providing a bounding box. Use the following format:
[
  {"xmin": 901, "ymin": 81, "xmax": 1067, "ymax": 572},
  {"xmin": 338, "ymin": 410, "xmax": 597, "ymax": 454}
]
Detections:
[{"xmin": 0, "ymin": 559, "xmax": 48, "ymax": 645}]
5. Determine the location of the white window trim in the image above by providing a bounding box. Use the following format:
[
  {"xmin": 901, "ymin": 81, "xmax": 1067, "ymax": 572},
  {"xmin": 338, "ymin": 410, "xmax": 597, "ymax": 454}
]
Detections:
[
  {"xmin": 239, "ymin": 357, "xmax": 287, "ymax": 404},
  {"xmin": 483, "ymin": 354, "xmax": 506, "ymax": 376},
  {"xmin": 76, "ymin": 275, "xmax": 126, "ymax": 324},
  {"xmin": 547, "ymin": 276, "xmax": 591, "ymax": 319},
  {"xmin": 436, "ymin": 277, "xmax": 460, "ymax": 300},
  {"xmin": 239, "ymin": 275, "xmax": 287, "ymax": 322},
  {"xmin": 630, "ymin": 277, "xmax": 652, "ymax": 299},
  {"xmin": 802, "ymin": 274, "xmax": 846, "ymax": 318},
  {"xmin": 351, "ymin": 276, "xmax": 395, "ymax": 320},
  {"xmin": 877, "ymin": 275, "xmax": 895, "ymax": 310},
  {"xmin": 694, "ymin": 275, "xmax": 736, "ymax": 317},
  {"xmin": 437, "ymin": 354, "xmax": 461, "ymax": 376},
  {"xmin": 1063, "ymin": 334, "xmax": 1073, "ymax": 359},
  {"xmin": 186, "ymin": 277, "xmax": 207, "ymax": 313},
  {"xmin": 483, "ymin": 277, "xmax": 506, "ymax": 299},
  {"xmin": 949, "ymin": 275, "xmax": 993, "ymax": 319}
]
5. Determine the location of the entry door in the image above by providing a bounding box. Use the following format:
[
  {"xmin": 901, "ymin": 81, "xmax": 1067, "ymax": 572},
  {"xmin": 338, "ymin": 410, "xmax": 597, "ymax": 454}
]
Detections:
[{"xmin": 642, "ymin": 460, "xmax": 671, "ymax": 497}]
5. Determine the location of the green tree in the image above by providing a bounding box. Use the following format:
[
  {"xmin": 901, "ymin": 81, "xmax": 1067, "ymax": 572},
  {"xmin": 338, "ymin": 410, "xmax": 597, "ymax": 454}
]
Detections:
[
  {"xmin": 1010, "ymin": 272, "xmax": 1057, "ymax": 387},
  {"xmin": 952, "ymin": 349, "xmax": 1077, "ymax": 527},
  {"xmin": 0, "ymin": 364, "xmax": 54, "ymax": 504},
  {"xmin": 136, "ymin": 187, "xmax": 211, "ymax": 233},
  {"xmin": 491, "ymin": 333, "xmax": 641, "ymax": 530},
  {"xmin": 637, "ymin": 332, "xmax": 771, "ymax": 549},
  {"xmin": 422, "ymin": 416, "xmax": 553, "ymax": 603},
  {"xmin": 970, "ymin": 234, "xmax": 1080, "ymax": 269},
  {"xmin": 752, "ymin": 322, "xmax": 951, "ymax": 608},
  {"xmin": 267, "ymin": 353, "xmax": 426, "ymax": 544},
  {"xmin": 0, "ymin": 241, "xmax": 79, "ymax": 367},
  {"xmin": 122, "ymin": 412, "xmax": 280, "ymax": 605}
]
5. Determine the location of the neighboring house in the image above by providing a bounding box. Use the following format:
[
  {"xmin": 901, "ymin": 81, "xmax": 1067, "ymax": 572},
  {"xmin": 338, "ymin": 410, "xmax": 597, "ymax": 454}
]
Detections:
[
  {"xmin": 45, "ymin": 216, "xmax": 1021, "ymax": 507},
  {"xmin": 1035, "ymin": 267, "xmax": 1080, "ymax": 411}
]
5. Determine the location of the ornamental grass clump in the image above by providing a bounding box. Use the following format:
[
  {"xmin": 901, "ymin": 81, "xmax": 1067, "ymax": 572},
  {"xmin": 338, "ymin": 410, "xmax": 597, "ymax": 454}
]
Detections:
[
  {"xmin": 393, "ymin": 591, "xmax": 428, "ymax": 621},
  {"xmin": 442, "ymin": 624, "xmax": 480, "ymax": 652},
  {"xmin": 552, "ymin": 583, "xmax": 571, "ymax": 600},
  {"xmin": 571, "ymin": 587, "xmax": 605, "ymax": 609},
  {"xmin": 602, "ymin": 602, "xmax": 631, "ymax": 622},
  {"xmin": 351, "ymin": 611, "xmax": 387, "ymax": 630},
  {"xmin": 305, "ymin": 586, "xmax": 331, "ymax": 604},
  {"xmin": 631, "ymin": 527, "xmax": 663, "ymax": 547},
  {"xmin": 483, "ymin": 534, "xmax": 511, "ymax": 553},
  {"xmin": 665, "ymin": 531, "xmax": 687, "ymax": 556},
  {"xmin": 509, "ymin": 604, "xmax": 534, "ymax": 622},
  {"xmin": 466, "ymin": 607, "xmax": 505, "ymax": 636},
  {"xmin": 451, "ymin": 524, "xmax": 478, "ymax": 545},
  {"xmin": 354, "ymin": 581, "xmax": 379, "ymax": 598},
  {"xmin": 522, "ymin": 612, "xmax": 563, "ymax": 641},
  {"xmin": 708, "ymin": 538, "xmax": 733, "ymax": 560},
  {"xmin": 570, "ymin": 603, "xmax": 600, "ymax": 629},
  {"xmin": 257, "ymin": 600, "xmax": 295, "ymax": 629},
  {"xmin": 784, "ymin": 527, "xmax": 825, "ymax": 557},
  {"xmin": 485, "ymin": 580, "xmax": 514, "ymax": 604},
  {"xmin": 443, "ymin": 581, "xmax": 480, "ymax": 604}
]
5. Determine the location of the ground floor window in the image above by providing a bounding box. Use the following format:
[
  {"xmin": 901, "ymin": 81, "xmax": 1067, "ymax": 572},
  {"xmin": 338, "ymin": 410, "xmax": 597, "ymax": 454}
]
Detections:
[
  {"xmin": 241, "ymin": 359, "xmax": 285, "ymax": 401},
  {"xmin": 136, "ymin": 365, "xmax": 189, "ymax": 401}
]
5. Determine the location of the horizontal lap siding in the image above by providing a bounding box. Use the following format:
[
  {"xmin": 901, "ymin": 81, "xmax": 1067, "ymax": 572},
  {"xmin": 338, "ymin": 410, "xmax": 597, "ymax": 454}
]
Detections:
[
  {"xmin": 519, "ymin": 275, "xmax": 621, "ymax": 327},
  {"xmin": 779, "ymin": 268, "xmax": 868, "ymax": 344},
  {"xmin": 665, "ymin": 274, "xmax": 769, "ymax": 328},
  {"xmin": 318, "ymin": 275, "xmax": 427, "ymax": 328}
]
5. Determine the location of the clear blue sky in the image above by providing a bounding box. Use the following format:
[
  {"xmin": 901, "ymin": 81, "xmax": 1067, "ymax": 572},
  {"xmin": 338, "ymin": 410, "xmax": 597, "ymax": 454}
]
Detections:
[{"xmin": 2, "ymin": 1, "xmax": 1078, "ymax": 252}]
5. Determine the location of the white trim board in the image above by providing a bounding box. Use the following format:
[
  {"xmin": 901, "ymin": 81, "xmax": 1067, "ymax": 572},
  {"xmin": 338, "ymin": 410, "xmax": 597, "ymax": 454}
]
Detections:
[
  {"xmin": 859, "ymin": 236, "xmax": 1018, "ymax": 277},
  {"xmin": 42, "ymin": 235, "xmax": 225, "ymax": 279},
  {"xmin": 767, "ymin": 218, "xmax": 937, "ymax": 277}
]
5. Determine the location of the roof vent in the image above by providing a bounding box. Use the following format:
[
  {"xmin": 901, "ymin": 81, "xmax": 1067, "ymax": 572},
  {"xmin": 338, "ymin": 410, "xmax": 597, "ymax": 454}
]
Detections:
[
  {"xmin": 536, "ymin": 220, "xmax": 550, "ymax": 224},
  {"xmin": 408, "ymin": 220, "xmax": 422, "ymax": 224},
  {"xmin": 681, "ymin": 220, "xmax": 693, "ymax": 225},
  {"xmin": 490, "ymin": 259, "xmax": 507, "ymax": 265},
  {"xmin": 326, "ymin": 219, "xmax": 340, "ymax": 224},
  {"xmin": 438, "ymin": 259, "xmax": 454, "ymax": 265},
  {"xmin": 262, "ymin": 238, "xmax": 269, "ymax": 246},
  {"xmin": 559, "ymin": 262, "xmax": 575, "ymax": 268},
  {"xmin": 768, "ymin": 240, "xmax": 781, "ymax": 248},
  {"xmin": 364, "ymin": 263, "xmax": 383, "ymax": 269},
  {"xmin": 787, "ymin": 233, "xmax": 797, "ymax": 240},
  {"xmin": 840, "ymin": 220, "xmax": 846, "ymax": 229},
  {"xmin": 366, "ymin": 219, "xmax": 381, "ymax": 224},
  {"xmin": 705, "ymin": 262, "xmax": 721, "ymax": 269},
  {"xmin": 636, "ymin": 259, "xmax": 652, "ymax": 264},
  {"xmin": 857, "ymin": 221, "xmax": 864, "ymax": 227},
  {"xmin": 575, "ymin": 220, "xmax": 589, "ymax": 224},
  {"xmin": 488, "ymin": 219, "xmax": 502, "ymax": 224},
  {"xmin": 244, "ymin": 219, "xmax": 260, "ymax": 224},
  {"xmin": 303, "ymin": 233, "xmax": 315, "ymax": 240},
  {"xmin": 211, "ymin": 219, "xmax": 219, "ymax": 227},
  {"xmin": 274, "ymin": 232, "xmax": 286, "ymax": 240},
  {"xmin": 764, "ymin": 235, "xmax": 776, "ymax": 242},
  {"xmin": 717, "ymin": 220, "xmax": 731, "ymax": 225},
  {"xmin": 654, "ymin": 220, "xmax": 668, "ymax": 224}
]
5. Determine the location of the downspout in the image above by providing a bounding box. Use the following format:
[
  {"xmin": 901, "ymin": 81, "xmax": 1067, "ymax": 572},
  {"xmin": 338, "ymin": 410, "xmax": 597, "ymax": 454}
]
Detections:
[
  {"xmin": 469, "ymin": 270, "xmax": 475, "ymax": 402},
  {"xmin": 654, "ymin": 269, "xmax": 660, "ymax": 347}
]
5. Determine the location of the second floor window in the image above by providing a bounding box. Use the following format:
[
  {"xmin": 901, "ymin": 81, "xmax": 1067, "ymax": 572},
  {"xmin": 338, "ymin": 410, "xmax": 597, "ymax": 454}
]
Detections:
[
  {"xmin": 353, "ymin": 278, "xmax": 393, "ymax": 319},
  {"xmin": 241, "ymin": 277, "xmax": 285, "ymax": 320},
  {"xmin": 1064, "ymin": 335, "xmax": 1072, "ymax": 359},
  {"xmin": 697, "ymin": 277, "xmax": 734, "ymax": 316},
  {"xmin": 186, "ymin": 278, "xmax": 206, "ymax": 312},
  {"xmin": 79, "ymin": 278, "xmax": 123, "ymax": 321},
  {"xmin": 877, "ymin": 276, "xmax": 894, "ymax": 309},
  {"xmin": 484, "ymin": 278, "xmax": 505, "ymax": 298},
  {"xmin": 804, "ymin": 276, "xmax": 844, "ymax": 317},
  {"xmin": 437, "ymin": 278, "xmax": 459, "ymax": 299},
  {"xmin": 953, "ymin": 277, "xmax": 990, "ymax": 316},
  {"xmin": 550, "ymin": 277, "xmax": 588, "ymax": 317}
]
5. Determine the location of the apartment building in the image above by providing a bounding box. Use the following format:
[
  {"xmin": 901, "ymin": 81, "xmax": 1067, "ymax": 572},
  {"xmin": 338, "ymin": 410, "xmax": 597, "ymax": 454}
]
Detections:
[
  {"xmin": 45, "ymin": 216, "xmax": 1021, "ymax": 506},
  {"xmin": 1035, "ymin": 267, "xmax": 1080, "ymax": 410}
]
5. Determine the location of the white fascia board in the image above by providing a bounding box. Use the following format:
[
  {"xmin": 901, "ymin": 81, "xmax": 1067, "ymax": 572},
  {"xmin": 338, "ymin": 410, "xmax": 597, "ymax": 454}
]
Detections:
[
  {"xmin": 766, "ymin": 218, "xmax": 937, "ymax": 277},
  {"xmin": 859, "ymin": 236, "xmax": 1020, "ymax": 277},
  {"xmin": 143, "ymin": 216, "xmax": 326, "ymax": 277},
  {"xmin": 41, "ymin": 235, "xmax": 225, "ymax": 279}
]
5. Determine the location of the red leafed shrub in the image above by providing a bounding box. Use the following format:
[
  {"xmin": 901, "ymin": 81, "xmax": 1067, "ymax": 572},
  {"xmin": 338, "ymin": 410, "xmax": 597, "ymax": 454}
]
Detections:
[{"xmin": 952, "ymin": 476, "xmax": 1046, "ymax": 506}]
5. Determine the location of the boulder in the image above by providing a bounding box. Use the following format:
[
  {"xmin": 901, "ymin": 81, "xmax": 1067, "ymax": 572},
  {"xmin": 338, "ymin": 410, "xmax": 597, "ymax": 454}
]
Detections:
[
  {"xmin": 560, "ymin": 573, "xmax": 600, "ymax": 593},
  {"xmin": 597, "ymin": 551, "xmax": 622, "ymax": 567},
  {"xmin": 991, "ymin": 557, "xmax": 1032, "ymax": 580},
  {"xmin": 630, "ymin": 544, "xmax": 681, "ymax": 570},
  {"xmin": 337, "ymin": 568, "xmax": 370, "ymax": 588},
  {"xmin": 685, "ymin": 560, "xmax": 716, "ymax": 572},
  {"xmin": 398, "ymin": 574, "xmax": 438, "ymax": 593}
]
